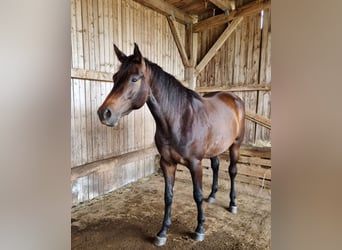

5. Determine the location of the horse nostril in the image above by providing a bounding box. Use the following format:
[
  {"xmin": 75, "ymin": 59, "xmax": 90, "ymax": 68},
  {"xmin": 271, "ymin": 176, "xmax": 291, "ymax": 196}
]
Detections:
[{"xmin": 103, "ymin": 108, "xmax": 112, "ymax": 120}]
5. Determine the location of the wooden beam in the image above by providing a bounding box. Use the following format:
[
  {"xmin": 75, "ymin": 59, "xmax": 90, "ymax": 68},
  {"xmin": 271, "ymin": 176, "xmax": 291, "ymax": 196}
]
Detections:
[
  {"xmin": 221, "ymin": 153, "xmax": 271, "ymax": 167},
  {"xmin": 245, "ymin": 110, "xmax": 271, "ymax": 130},
  {"xmin": 166, "ymin": 16, "xmax": 190, "ymax": 67},
  {"xmin": 184, "ymin": 20, "xmax": 198, "ymax": 90},
  {"xmin": 209, "ymin": 0, "xmax": 234, "ymax": 11},
  {"xmin": 195, "ymin": 16, "xmax": 243, "ymax": 74},
  {"xmin": 71, "ymin": 146, "xmax": 158, "ymax": 181},
  {"xmin": 71, "ymin": 68, "xmax": 113, "ymax": 82},
  {"xmin": 239, "ymin": 146, "xmax": 271, "ymax": 159},
  {"xmin": 196, "ymin": 83, "xmax": 271, "ymax": 92},
  {"xmin": 133, "ymin": 0, "xmax": 194, "ymax": 24},
  {"xmin": 193, "ymin": 1, "xmax": 271, "ymax": 32}
]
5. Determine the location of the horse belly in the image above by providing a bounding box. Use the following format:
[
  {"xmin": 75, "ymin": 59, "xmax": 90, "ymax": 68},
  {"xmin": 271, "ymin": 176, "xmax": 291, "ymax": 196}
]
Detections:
[
  {"xmin": 204, "ymin": 131, "xmax": 236, "ymax": 158},
  {"xmin": 204, "ymin": 114, "xmax": 238, "ymax": 158}
]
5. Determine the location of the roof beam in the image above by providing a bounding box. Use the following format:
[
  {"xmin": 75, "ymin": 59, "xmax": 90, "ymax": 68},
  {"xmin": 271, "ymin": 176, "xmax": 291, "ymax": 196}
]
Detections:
[
  {"xmin": 209, "ymin": 0, "xmax": 235, "ymax": 11},
  {"xmin": 133, "ymin": 0, "xmax": 194, "ymax": 24},
  {"xmin": 193, "ymin": 0, "xmax": 271, "ymax": 32},
  {"xmin": 195, "ymin": 16, "xmax": 243, "ymax": 74}
]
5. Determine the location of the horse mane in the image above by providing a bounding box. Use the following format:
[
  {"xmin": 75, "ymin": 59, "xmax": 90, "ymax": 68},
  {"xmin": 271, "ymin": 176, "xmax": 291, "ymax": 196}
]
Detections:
[{"xmin": 144, "ymin": 58, "xmax": 203, "ymax": 116}]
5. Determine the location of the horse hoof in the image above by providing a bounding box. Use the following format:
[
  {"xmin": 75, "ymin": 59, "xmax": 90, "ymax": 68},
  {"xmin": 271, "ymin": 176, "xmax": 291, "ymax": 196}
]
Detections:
[
  {"xmin": 228, "ymin": 205, "xmax": 237, "ymax": 214},
  {"xmin": 195, "ymin": 232, "xmax": 205, "ymax": 242},
  {"xmin": 208, "ymin": 197, "xmax": 215, "ymax": 204},
  {"xmin": 154, "ymin": 236, "xmax": 167, "ymax": 246}
]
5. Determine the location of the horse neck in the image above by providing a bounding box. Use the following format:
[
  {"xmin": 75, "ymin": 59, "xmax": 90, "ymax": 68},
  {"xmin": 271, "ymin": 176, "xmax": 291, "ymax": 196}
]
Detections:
[{"xmin": 145, "ymin": 62, "xmax": 191, "ymax": 134}]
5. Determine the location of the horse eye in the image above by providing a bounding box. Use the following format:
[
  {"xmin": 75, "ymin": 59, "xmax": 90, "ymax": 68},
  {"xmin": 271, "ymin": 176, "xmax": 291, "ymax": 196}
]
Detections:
[{"xmin": 131, "ymin": 77, "xmax": 138, "ymax": 82}]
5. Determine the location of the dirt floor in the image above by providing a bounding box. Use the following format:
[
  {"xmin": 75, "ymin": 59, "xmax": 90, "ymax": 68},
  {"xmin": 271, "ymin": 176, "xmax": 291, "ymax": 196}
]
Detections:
[{"xmin": 72, "ymin": 171, "xmax": 271, "ymax": 249}]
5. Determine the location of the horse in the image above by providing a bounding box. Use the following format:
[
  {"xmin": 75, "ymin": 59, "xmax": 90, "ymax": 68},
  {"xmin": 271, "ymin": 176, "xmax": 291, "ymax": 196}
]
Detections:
[{"xmin": 97, "ymin": 43, "xmax": 245, "ymax": 246}]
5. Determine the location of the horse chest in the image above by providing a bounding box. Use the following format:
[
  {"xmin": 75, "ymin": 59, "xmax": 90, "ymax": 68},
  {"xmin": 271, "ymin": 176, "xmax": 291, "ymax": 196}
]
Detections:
[{"xmin": 154, "ymin": 136, "xmax": 190, "ymax": 165}]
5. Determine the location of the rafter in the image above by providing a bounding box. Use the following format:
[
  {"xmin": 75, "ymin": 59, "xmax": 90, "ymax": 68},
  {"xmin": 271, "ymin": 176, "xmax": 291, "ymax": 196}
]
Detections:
[
  {"xmin": 166, "ymin": 16, "xmax": 190, "ymax": 67},
  {"xmin": 193, "ymin": 0, "xmax": 271, "ymax": 32},
  {"xmin": 134, "ymin": 0, "xmax": 194, "ymax": 24},
  {"xmin": 195, "ymin": 16, "xmax": 243, "ymax": 74}
]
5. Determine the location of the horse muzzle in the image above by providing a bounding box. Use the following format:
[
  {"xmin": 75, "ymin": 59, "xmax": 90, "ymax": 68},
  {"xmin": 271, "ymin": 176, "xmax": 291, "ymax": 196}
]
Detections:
[{"xmin": 97, "ymin": 107, "xmax": 121, "ymax": 127}]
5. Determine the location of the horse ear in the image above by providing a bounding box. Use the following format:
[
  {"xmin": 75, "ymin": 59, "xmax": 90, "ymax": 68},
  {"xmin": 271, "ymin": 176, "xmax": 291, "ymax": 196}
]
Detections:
[
  {"xmin": 133, "ymin": 43, "xmax": 143, "ymax": 63},
  {"xmin": 114, "ymin": 44, "xmax": 127, "ymax": 63}
]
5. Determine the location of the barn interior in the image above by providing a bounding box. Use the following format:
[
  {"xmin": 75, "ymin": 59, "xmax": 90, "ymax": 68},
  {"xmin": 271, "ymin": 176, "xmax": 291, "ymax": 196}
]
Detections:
[{"xmin": 71, "ymin": 0, "xmax": 271, "ymax": 248}]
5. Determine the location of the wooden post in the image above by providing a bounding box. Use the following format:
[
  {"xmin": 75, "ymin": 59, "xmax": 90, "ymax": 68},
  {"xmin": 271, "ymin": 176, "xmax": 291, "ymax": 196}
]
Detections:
[{"xmin": 184, "ymin": 22, "xmax": 197, "ymax": 90}]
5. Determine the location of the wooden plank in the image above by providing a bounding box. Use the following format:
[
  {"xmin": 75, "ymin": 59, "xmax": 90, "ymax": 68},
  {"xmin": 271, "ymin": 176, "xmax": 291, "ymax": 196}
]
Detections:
[
  {"xmin": 127, "ymin": 0, "xmax": 135, "ymax": 152},
  {"xmin": 220, "ymin": 154, "xmax": 271, "ymax": 167},
  {"xmin": 193, "ymin": 1, "xmax": 271, "ymax": 32},
  {"xmin": 71, "ymin": 146, "xmax": 158, "ymax": 181},
  {"xmin": 74, "ymin": 0, "xmax": 88, "ymax": 164},
  {"xmin": 196, "ymin": 83, "xmax": 271, "ymax": 92},
  {"xmin": 226, "ymin": 32, "xmax": 234, "ymax": 84},
  {"xmin": 93, "ymin": 0, "xmax": 106, "ymax": 162},
  {"xmin": 71, "ymin": 0, "xmax": 77, "ymax": 68},
  {"xmin": 196, "ymin": 17, "xmax": 243, "ymax": 74},
  {"xmin": 121, "ymin": 0, "xmax": 129, "ymax": 154},
  {"xmin": 236, "ymin": 174, "xmax": 271, "ymax": 189},
  {"xmin": 133, "ymin": 1, "xmax": 144, "ymax": 153},
  {"xmin": 87, "ymin": 0, "xmax": 96, "ymax": 71},
  {"xmin": 239, "ymin": 147, "xmax": 271, "ymax": 159},
  {"xmin": 176, "ymin": 164, "xmax": 271, "ymax": 189},
  {"xmin": 245, "ymin": 109, "xmax": 271, "ymax": 130},
  {"xmin": 202, "ymin": 157, "xmax": 271, "ymax": 179},
  {"xmin": 245, "ymin": 16, "xmax": 253, "ymax": 84},
  {"xmin": 133, "ymin": 0, "xmax": 194, "ymax": 24},
  {"xmin": 75, "ymin": 0, "xmax": 84, "ymax": 68},
  {"xmin": 166, "ymin": 16, "xmax": 190, "ymax": 67},
  {"xmin": 239, "ymin": 16, "xmax": 248, "ymax": 84},
  {"xmin": 71, "ymin": 80, "xmax": 77, "ymax": 166},
  {"xmin": 255, "ymin": 91, "xmax": 271, "ymax": 141},
  {"xmin": 104, "ymin": 0, "xmax": 110, "ymax": 72},
  {"xmin": 252, "ymin": 13, "xmax": 261, "ymax": 83},
  {"xmin": 81, "ymin": 0, "xmax": 90, "ymax": 69},
  {"xmin": 72, "ymin": 80, "xmax": 82, "ymax": 165},
  {"xmin": 259, "ymin": 9, "xmax": 271, "ymax": 84},
  {"xmin": 255, "ymin": 9, "xmax": 271, "ymax": 142},
  {"xmin": 71, "ymin": 68, "xmax": 113, "ymax": 82},
  {"xmin": 233, "ymin": 21, "xmax": 242, "ymax": 84},
  {"xmin": 85, "ymin": 80, "xmax": 93, "ymax": 163}
]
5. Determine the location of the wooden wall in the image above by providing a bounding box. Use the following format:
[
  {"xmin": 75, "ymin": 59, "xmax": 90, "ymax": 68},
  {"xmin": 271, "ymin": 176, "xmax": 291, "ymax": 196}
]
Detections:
[
  {"xmin": 71, "ymin": 0, "xmax": 186, "ymax": 205},
  {"xmin": 196, "ymin": 10, "xmax": 271, "ymax": 145}
]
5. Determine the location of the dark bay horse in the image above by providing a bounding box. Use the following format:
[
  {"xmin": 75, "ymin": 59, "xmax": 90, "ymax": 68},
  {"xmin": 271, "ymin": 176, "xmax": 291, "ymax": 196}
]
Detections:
[{"xmin": 97, "ymin": 43, "xmax": 245, "ymax": 246}]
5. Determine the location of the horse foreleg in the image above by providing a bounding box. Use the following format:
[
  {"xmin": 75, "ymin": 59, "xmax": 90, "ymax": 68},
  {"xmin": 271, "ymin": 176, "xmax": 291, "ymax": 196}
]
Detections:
[
  {"xmin": 190, "ymin": 160, "xmax": 205, "ymax": 241},
  {"xmin": 154, "ymin": 157, "xmax": 176, "ymax": 246},
  {"xmin": 208, "ymin": 156, "xmax": 219, "ymax": 203}
]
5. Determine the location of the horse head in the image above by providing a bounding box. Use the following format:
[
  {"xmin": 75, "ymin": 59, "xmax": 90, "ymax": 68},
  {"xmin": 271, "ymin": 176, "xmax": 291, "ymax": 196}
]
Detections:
[{"xmin": 97, "ymin": 43, "xmax": 149, "ymax": 126}]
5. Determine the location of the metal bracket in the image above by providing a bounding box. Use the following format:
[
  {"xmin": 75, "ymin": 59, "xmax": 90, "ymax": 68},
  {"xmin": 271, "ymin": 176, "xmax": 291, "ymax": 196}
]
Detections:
[{"xmin": 225, "ymin": 9, "xmax": 230, "ymax": 16}]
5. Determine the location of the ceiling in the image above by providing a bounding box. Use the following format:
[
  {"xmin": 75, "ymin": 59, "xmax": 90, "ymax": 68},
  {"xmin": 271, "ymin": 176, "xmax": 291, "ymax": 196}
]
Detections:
[{"xmin": 165, "ymin": 0, "xmax": 256, "ymax": 17}]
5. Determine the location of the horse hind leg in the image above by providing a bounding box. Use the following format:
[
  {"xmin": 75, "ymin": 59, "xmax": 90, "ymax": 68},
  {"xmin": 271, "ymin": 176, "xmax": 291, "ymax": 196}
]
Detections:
[
  {"xmin": 207, "ymin": 156, "xmax": 219, "ymax": 203},
  {"xmin": 228, "ymin": 141, "xmax": 241, "ymax": 214}
]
